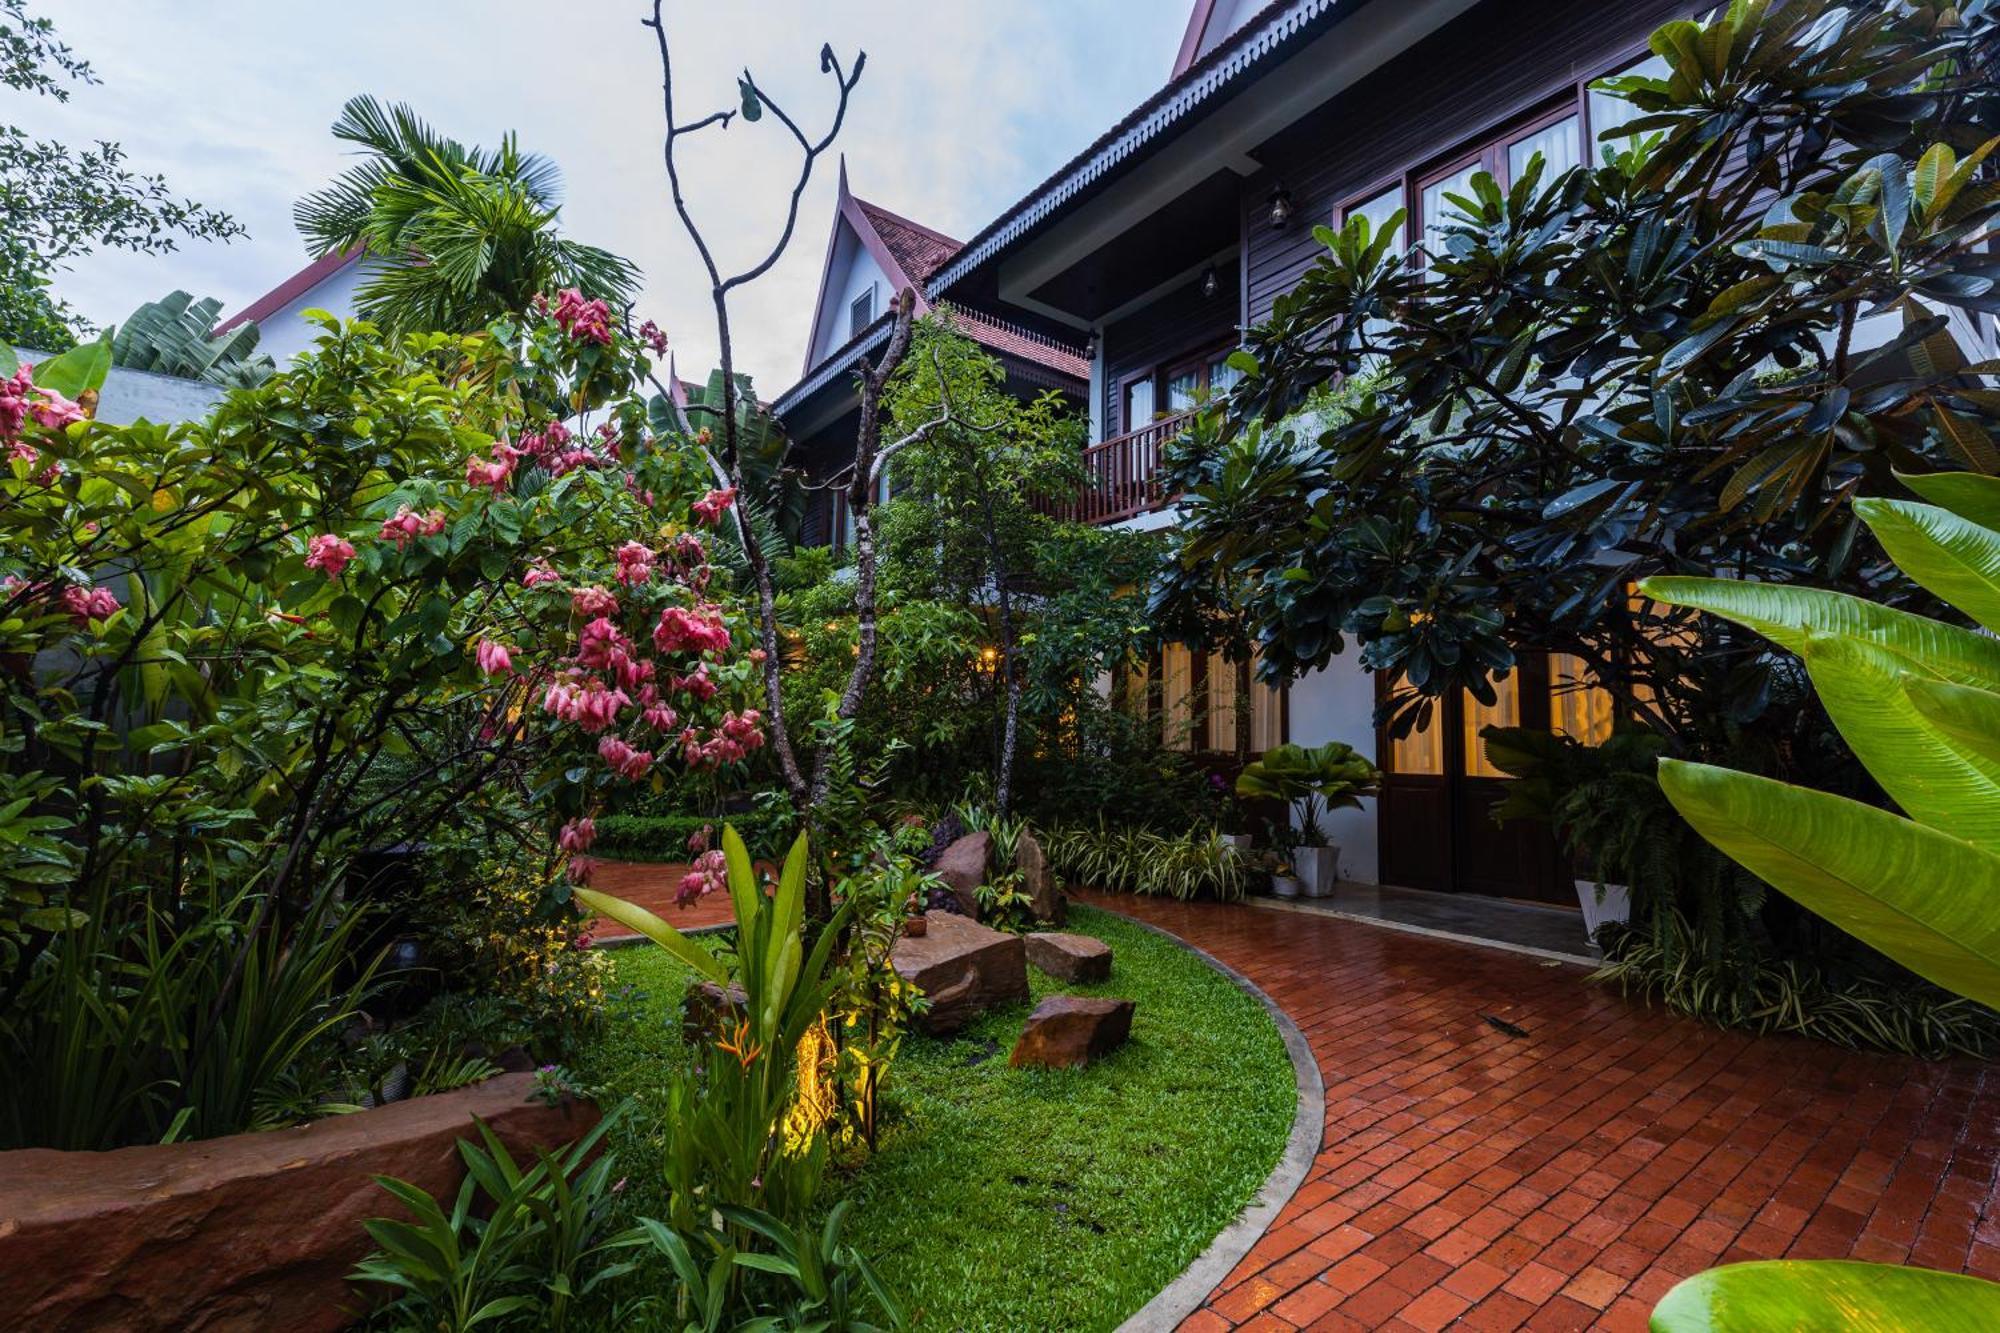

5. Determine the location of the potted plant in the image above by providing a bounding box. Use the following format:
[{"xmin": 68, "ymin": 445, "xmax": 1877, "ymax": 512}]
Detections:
[{"xmin": 1236, "ymin": 742, "xmax": 1381, "ymax": 898}]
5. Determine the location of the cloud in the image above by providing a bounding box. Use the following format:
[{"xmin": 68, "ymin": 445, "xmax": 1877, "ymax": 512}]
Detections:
[{"xmin": 18, "ymin": 1, "xmax": 1181, "ymax": 390}]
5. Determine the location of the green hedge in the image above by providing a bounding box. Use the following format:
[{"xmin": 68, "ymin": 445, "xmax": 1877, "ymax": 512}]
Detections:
[{"xmin": 593, "ymin": 811, "xmax": 786, "ymax": 863}]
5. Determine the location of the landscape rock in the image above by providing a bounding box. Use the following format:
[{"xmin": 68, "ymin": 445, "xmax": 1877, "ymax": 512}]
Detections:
[
  {"xmin": 1025, "ymin": 931, "xmax": 1112, "ymax": 984},
  {"xmin": 930, "ymin": 831, "xmax": 990, "ymax": 918},
  {"xmin": 0, "ymin": 1073, "xmax": 596, "ymax": 1333},
  {"xmin": 682, "ymin": 978, "xmax": 749, "ymax": 1045},
  {"xmin": 1010, "ymin": 995, "xmax": 1136, "ymax": 1069},
  {"xmin": 1016, "ymin": 830, "xmax": 1066, "ymax": 925},
  {"xmin": 891, "ymin": 909, "xmax": 1028, "ymax": 1034}
]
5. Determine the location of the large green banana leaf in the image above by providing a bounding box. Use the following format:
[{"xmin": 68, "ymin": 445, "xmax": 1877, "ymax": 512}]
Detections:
[
  {"xmin": 1638, "ymin": 575, "xmax": 2000, "ymax": 693},
  {"xmin": 1795, "ymin": 633, "xmax": 2000, "ymax": 853},
  {"xmin": 1854, "ymin": 497, "xmax": 2000, "ymax": 634},
  {"xmin": 1651, "ymin": 1260, "xmax": 2000, "ymax": 1331},
  {"xmin": 1899, "ymin": 469, "xmax": 2000, "ymax": 534},
  {"xmin": 1906, "ymin": 675, "xmax": 2000, "ymax": 769},
  {"xmin": 1656, "ymin": 759, "xmax": 2000, "ymax": 1009},
  {"xmin": 571, "ymin": 886, "xmax": 729, "ymax": 984}
]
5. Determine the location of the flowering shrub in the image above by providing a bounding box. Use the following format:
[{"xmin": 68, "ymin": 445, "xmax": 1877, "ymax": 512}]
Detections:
[{"xmin": 0, "ymin": 296, "xmax": 760, "ymax": 1147}]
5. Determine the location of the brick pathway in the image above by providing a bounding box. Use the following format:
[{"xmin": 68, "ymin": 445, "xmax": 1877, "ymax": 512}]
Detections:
[
  {"xmin": 1076, "ymin": 891, "xmax": 2000, "ymax": 1332},
  {"xmin": 583, "ymin": 860, "xmax": 735, "ymax": 941}
]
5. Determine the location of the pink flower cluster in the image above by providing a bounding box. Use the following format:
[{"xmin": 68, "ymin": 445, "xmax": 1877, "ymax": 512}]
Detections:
[
  {"xmin": 691, "ymin": 487, "xmax": 736, "ymax": 527},
  {"xmin": 475, "ymin": 638, "xmax": 513, "ymax": 676},
  {"xmin": 638, "ymin": 320, "xmax": 669, "ymax": 357},
  {"xmin": 304, "ymin": 534, "xmax": 356, "ymax": 580},
  {"xmin": 523, "ymin": 561, "xmax": 562, "ymax": 588},
  {"xmin": 542, "ymin": 672, "xmax": 630, "ymax": 733},
  {"xmin": 558, "ymin": 817, "xmax": 597, "ymax": 853},
  {"xmin": 653, "ymin": 603, "xmax": 731, "ymax": 656},
  {"xmin": 678, "ymin": 708, "xmax": 765, "ymax": 768},
  {"xmin": 598, "ymin": 734, "xmax": 653, "ymax": 780},
  {"xmin": 572, "ymin": 585, "xmax": 619, "ymax": 618},
  {"xmin": 61, "ymin": 585, "xmax": 120, "ymax": 624},
  {"xmin": 0, "ymin": 366, "xmax": 32, "ymax": 438},
  {"xmin": 551, "ymin": 288, "xmax": 613, "ymax": 345},
  {"xmin": 465, "ymin": 441, "xmax": 521, "ymax": 495},
  {"xmin": 613, "ymin": 541, "xmax": 654, "ymax": 588},
  {"xmin": 677, "ymin": 848, "xmax": 727, "ymax": 908},
  {"xmin": 379, "ymin": 506, "xmax": 446, "ymax": 550}
]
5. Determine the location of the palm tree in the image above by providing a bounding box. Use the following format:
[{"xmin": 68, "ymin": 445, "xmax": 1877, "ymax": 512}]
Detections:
[{"xmin": 294, "ymin": 96, "xmax": 640, "ymax": 336}]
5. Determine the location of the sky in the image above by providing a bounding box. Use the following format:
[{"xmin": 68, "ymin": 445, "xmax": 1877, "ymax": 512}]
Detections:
[{"xmin": 19, "ymin": 1, "xmax": 1186, "ymax": 390}]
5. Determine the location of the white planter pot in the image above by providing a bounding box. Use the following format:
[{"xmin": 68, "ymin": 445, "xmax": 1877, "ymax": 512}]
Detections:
[
  {"xmin": 1295, "ymin": 846, "xmax": 1339, "ymax": 898},
  {"xmin": 1270, "ymin": 875, "xmax": 1303, "ymax": 899},
  {"xmin": 1575, "ymin": 879, "xmax": 1631, "ymax": 945}
]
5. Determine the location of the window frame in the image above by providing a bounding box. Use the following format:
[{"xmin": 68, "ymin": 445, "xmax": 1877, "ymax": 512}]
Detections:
[
  {"xmin": 1116, "ymin": 336, "xmax": 1242, "ymax": 437},
  {"xmin": 1331, "ymin": 39, "xmax": 1658, "ymax": 266},
  {"xmin": 848, "ymin": 285, "xmax": 877, "ymax": 340}
]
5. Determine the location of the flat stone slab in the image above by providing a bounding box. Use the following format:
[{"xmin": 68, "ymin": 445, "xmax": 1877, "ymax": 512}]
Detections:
[
  {"xmin": 0, "ymin": 1073, "xmax": 594, "ymax": 1332},
  {"xmin": 892, "ymin": 909, "xmax": 1028, "ymax": 1034},
  {"xmin": 1025, "ymin": 931, "xmax": 1112, "ymax": 983},
  {"xmin": 1010, "ymin": 995, "xmax": 1135, "ymax": 1069}
]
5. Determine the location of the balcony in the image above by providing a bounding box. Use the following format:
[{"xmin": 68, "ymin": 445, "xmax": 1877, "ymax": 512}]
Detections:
[{"xmin": 1058, "ymin": 410, "xmax": 1195, "ymax": 525}]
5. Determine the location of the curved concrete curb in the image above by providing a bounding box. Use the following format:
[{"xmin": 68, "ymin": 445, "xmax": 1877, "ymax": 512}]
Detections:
[{"xmin": 1101, "ymin": 909, "xmax": 1326, "ymax": 1333}]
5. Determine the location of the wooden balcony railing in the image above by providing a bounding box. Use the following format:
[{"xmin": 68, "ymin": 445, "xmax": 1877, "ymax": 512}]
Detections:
[{"xmin": 1058, "ymin": 410, "xmax": 1195, "ymax": 525}]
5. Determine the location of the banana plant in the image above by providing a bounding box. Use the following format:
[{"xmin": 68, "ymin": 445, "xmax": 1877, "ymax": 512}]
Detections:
[
  {"xmin": 1641, "ymin": 476, "xmax": 2000, "ymax": 1009},
  {"xmin": 1641, "ymin": 473, "xmax": 2000, "ymax": 1326},
  {"xmin": 1652, "ymin": 1259, "xmax": 2000, "ymax": 1331}
]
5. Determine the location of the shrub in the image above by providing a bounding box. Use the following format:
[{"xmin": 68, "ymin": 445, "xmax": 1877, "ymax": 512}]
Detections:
[
  {"xmin": 593, "ymin": 810, "xmax": 785, "ymax": 863},
  {"xmin": 1043, "ymin": 822, "xmax": 1248, "ymax": 902}
]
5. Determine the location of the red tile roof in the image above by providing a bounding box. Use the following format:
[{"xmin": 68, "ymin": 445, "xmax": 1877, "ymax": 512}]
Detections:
[
  {"xmin": 947, "ymin": 308, "xmax": 1091, "ymax": 382},
  {"xmin": 854, "ymin": 199, "xmax": 961, "ymax": 288}
]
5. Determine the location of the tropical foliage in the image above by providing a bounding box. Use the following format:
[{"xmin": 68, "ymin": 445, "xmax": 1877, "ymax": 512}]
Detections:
[
  {"xmin": 1152, "ymin": 0, "xmax": 2000, "ymax": 1021},
  {"xmin": 110, "ymin": 290, "xmax": 275, "ymax": 386},
  {"xmin": 296, "ymin": 95, "xmax": 641, "ymax": 336},
  {"xmin": 1235, "ymin": 741, "xmax": 1380, "ymax": 847},
  {"xmin": 0, "ymin": 288, "xmax": 759, "ymax": 1148},
  {"xmin": 1646, "ymin": 476, "xmax": 2000, "ymax": 1012},
  {"xmin": 1043, "ymin": 822, "xmax": 1250, "ymax": 902}
]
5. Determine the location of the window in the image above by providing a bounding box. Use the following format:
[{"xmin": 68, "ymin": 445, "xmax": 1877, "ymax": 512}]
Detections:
[
  {"xmin": 1419, "ymin": 156, "xmax": 1486, "ymax": 258},
  {"xmin": 1119, "ymin": 645, "xmax": 1285, "ymax": 755},
  {"xmin": 1460, "ymin": 672, "xmax": 1522, "ymax": 778},
  {"xmin": 848, "ymin": 286, "xmax": 876, "ymax": 339},
  {"xmin": 1123, "ymin": 375, "xmax": 1156, "ymax": 428},
  {"xmin": 1507, "ymin": 113, "xmax": 1580, "ymax": 183},
  {"xmin": 1341, "ymin": 184, "xmax": 1408, "ymax": 253},
  {"xmin": 1390, "ymin": 714, "xmax": 1444, "ymax": 776},
  {"xmin": 1550, "ymin": 653, "xmax": 1616, "ymax": 746},
  {"xmin": 1589, "ymin": 53, "xmax": 1672, "ymax": 159},
  {"xmin": 1161, "ymin": 644, "xmax": 1196, "ymax": 752}
]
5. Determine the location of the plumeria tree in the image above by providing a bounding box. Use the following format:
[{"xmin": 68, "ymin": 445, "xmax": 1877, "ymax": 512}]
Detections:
[{"xmin": 0, "ymin": 290, "xmax": 764, "ymax": 1147}]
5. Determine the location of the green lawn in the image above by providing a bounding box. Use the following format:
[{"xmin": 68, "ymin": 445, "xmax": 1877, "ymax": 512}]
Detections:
[{"xmin": 574, "ymin": 904, "xmax": 1296, "ymax": 1332}]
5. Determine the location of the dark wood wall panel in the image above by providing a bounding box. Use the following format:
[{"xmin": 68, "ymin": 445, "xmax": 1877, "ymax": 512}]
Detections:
[
  {"xmin": 1102, "ymin": 263, "xmax": 1242, "ymax": 439},
  {"xmin": 1240, "ymin": 0, "xmax": 1698, "ymax": 325}
]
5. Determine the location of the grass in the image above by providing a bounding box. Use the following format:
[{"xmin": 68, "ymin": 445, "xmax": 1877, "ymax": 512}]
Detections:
[{"xmin": 572, "ymin": 905, "xmax": 1296, "ymax": 1332}]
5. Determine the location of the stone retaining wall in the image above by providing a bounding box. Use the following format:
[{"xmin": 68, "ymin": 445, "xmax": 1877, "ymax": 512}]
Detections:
[{"xmin": 0, "ymin": 1072, "xmax": 597, "ymax": 1332}]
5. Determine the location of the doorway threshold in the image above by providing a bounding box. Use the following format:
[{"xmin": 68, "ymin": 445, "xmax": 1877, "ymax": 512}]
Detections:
[{"xmin": 1253, "ymin": 882, "xmax": 1600, "ymax": 966}]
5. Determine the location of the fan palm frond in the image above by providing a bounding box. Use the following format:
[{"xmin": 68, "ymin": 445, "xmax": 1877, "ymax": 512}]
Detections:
[{"xmin": 294, "ymin": 95, "xmax": 625, "ymax": 335}]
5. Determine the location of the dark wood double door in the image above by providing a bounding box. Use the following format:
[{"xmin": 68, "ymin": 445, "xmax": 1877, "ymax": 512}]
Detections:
[{"xmin": 1376, "ymin": 657, "xmax": 1571, "ymax": 906}]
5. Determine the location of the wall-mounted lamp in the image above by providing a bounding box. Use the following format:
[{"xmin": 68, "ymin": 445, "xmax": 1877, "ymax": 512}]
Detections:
[
  {"xmin": 1200, "ymin": 265, "xmax": 1220, "ymax": 299},
  {"xmin": 1085, "ymin": 330, "xmax": 1101, "ymax": 361},
  {"xmin": 1268, "ymin": 185, "xmax": 1296, "ymax": 231}
]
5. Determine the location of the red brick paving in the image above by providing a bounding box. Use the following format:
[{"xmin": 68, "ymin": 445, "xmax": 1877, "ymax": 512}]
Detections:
[
  {"xmin": 1076, "ymin": 890, "xmax": 2000, "ymax": 1331},
  {"xmin": 582, "ymin": 860, "xmax": 735, "ymax": 941}
]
